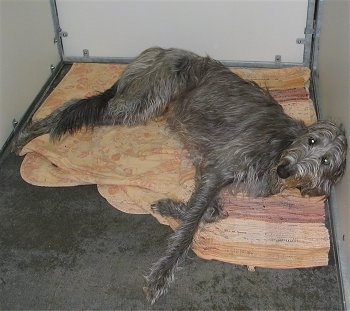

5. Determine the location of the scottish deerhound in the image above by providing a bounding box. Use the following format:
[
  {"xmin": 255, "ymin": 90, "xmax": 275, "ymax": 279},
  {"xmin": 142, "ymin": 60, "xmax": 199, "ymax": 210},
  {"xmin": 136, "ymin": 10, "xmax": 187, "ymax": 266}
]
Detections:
[{"xmin": 13, "ymin": 47, "xmax": 347, "ymax": 304}]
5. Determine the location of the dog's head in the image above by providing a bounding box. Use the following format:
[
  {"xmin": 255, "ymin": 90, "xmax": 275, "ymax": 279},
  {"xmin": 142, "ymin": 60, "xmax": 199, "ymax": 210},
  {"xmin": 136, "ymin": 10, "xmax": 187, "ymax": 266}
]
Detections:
[{"xmin": 276, "ymin": 120, "xmax": 347, "ymax": 196}]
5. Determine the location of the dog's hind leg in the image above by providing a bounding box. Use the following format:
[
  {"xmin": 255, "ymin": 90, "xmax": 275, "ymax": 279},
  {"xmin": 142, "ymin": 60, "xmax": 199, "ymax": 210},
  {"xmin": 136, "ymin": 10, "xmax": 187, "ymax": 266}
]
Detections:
[
  {"xmin": 13, "ymin": 47, "xmax": 190, "ymax": 152},
  {"xmin": 144, "ymin": 170, "xmax": 229, "ymax": 304}
]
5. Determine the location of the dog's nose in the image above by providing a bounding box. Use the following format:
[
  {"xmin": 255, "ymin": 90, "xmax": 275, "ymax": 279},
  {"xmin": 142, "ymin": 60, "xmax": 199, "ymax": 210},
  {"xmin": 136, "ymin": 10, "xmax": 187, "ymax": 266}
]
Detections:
[{"xmin": 277, "ymin": 164, "xmax": 291, "ymax": 179}]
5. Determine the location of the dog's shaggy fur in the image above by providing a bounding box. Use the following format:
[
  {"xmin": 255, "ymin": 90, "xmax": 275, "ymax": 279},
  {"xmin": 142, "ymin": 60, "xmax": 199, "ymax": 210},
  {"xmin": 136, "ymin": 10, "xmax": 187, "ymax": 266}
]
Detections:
[{"xmin": 13, "ymin": 47, "xmax": 348, "ymax": 303}]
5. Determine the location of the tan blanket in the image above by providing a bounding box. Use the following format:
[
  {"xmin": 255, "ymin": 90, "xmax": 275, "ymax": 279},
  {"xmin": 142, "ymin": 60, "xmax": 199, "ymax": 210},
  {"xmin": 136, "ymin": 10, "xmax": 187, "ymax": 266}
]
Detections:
[{"xmin": 20, "ymin": 63, "xmax": 329, "ymax": 269}]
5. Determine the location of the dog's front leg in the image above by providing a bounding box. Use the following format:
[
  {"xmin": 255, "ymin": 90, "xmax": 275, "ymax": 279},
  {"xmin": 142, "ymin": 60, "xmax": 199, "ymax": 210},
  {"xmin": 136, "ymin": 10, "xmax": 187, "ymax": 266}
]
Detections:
[{"xmin": 144, "ymin": 171, "xmax": 225, "ymax": 304}]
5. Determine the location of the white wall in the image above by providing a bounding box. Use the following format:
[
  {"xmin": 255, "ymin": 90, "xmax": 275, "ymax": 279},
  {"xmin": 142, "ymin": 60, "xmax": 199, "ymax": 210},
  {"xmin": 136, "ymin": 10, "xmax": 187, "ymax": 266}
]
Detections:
[
  {"xmin": 317, "ymin": 0, "xmax": 350, "ymax": 307},
  {"xmin": 0, "ymin": 0, "xmax": 60, "ymax": 151},
  {"xmin": 56, "ymin": 0, "xmax": 308, "ymax": 64}
]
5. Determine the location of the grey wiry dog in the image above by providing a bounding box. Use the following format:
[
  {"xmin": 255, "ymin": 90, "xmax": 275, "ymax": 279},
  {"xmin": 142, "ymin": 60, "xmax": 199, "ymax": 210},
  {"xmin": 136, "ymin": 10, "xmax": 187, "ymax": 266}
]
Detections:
[{"xmin": 13, "ymin": 47, "xmax": 347, "ymax": 303}]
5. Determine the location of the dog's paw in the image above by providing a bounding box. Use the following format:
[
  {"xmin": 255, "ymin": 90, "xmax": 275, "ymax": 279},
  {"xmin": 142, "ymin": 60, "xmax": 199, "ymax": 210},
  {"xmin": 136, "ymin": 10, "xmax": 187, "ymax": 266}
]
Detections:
[
  {"xmin": 151, "ymin": 199, "xmax": 187, "ymax": 220},
  {"xmin": 202, "ymin": 202, "xmax": 229, "ymax": 223},
  {"xmin": 143, "ymin": 275, "xmax": 169, "ymax": 305},
  {"xmin": 151, "ymin": 198, "xmax": 172, "ymax": 214}
]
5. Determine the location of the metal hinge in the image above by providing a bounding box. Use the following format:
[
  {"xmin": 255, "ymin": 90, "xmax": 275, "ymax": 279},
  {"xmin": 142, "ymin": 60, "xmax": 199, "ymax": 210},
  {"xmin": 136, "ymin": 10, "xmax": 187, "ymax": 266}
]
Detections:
[
  {"xmin": 304, "ymin": 21, "xmax": 316, "ymax": 35},
  {"xmin": 54, "ymin": 27, "xmax": 68, "ymax": 43},
  {"xmin": 59, "ymin": 28, "xmax": 68, "ymax": 38}
]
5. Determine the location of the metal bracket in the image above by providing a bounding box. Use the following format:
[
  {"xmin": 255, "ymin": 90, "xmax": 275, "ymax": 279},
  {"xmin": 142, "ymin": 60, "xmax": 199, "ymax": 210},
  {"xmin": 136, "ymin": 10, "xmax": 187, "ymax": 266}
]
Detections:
[
  {"xmin": 58, "ymin": 28, "xmax": 68, "ymax": 39},
  {"xmin": 12, "ymin": 118, "xmax": 18, "ymax": 129},
  {"xmin": 59, "ymin": 30, "xmax": 68, "ymax": 38},
  {"xmin": 54, "ymin": 28, "xmax": 68, "ymax": 44},
  {"xmin": 296, "ymin": 21, "xmax": 316, "ymax": 45},
  {"xmin": 83, "ymin": 49, "xmax": 89, "ymax": 57},
  {"xmin": 297, "ymin": 21, "xmax": 316, "ymax": 45},
  {"xmin": 275, "ymin": 55, "xmax": 282, "ymax": 63}
]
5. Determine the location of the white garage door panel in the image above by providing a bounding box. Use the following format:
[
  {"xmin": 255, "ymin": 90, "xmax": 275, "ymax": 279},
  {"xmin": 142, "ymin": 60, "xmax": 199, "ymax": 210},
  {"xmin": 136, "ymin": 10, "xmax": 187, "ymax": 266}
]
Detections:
[
  {"xmin": 0, "ymin": 0, "xmax": 60, "ymax": 150},
  {"xmin": 56, "ymin": 0, "xmax": 308, "ymax": 63}
]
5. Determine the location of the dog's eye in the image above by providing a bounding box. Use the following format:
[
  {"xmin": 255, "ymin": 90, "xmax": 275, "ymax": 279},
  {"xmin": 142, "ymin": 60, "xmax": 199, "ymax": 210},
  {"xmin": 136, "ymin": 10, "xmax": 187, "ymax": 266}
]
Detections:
[
  {"xmin": 321, "ymin": 157, "xmax": 330, "ymax": 166},
  {"xmin": 308, "ymin": 137, "xmax": 317, "ymax": 146}
]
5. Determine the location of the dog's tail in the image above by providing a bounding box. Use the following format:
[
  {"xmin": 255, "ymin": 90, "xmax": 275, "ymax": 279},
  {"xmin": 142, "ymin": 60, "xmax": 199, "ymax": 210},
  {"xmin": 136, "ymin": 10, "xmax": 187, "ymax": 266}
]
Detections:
[
  {"xmin": 12, "ymin": 81, "xmax": 119, "ymax": 153},
  {"xmin": 50, "ymin": 81, "xmax": 119, "ymax": 140}
]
